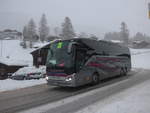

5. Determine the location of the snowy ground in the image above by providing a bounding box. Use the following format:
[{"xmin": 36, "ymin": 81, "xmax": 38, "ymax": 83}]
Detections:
[
  {"xmin": 0, "ymin": 40, "xmax": 33, "ymax": 66},
  {"xmin": 0, "ymin": 79, "xmax": 46, "ymax": 92},
  {"xmin": 0, "ymin": 40, "xmax": 47, "ymax": 92},
  {"xmin": 75, "ymin": 78, "xmax": 150, "ymax": 113},
  {"xmin": 0, "ymin": 40, "xmax": 49, "ymax": 66},
  {"xmin": 131, "ymin": 48, "xmax": 150, "ymax": 69}
]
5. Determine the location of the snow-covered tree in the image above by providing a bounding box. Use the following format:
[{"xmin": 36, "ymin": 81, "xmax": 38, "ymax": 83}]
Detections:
[
  {"xmin": 54, "ymin": 27, "xmax": 60, "ymax": 37},
  {"xmin": 120, "ymin": 22, "xmax": 129, "ymax": 45},
  {"xmin": 27, "ymin": 18, "xmax": 37, "ymax": 48},
  {"xmin": 27, "ymin": 18, "xmax": 37, "ymax": 41},
  {"xmin": 78, "ymin": 32, "xmax": 89, "ymax": 38},
  {"xmin": 23, "ymin": 26, "xmax": 28, "ymax": 40},
  {"xmin": 39, "ymin": 14, "xmax": 49, "ymax": 42},
  {"xmin": 60, "ymin": 17, "xmax": 76, "ymax": 39},
  {"xmin": 22, "ymin": 26, "xmax": 27, "ymax": 48}
]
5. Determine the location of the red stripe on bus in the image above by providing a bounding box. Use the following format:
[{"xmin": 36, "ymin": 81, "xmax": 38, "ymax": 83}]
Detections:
[
  {"xmin": 96, "ymin": 57, "xmax": 120, "ymax": 61},
  {"xmin": 87, "ymin": 62, "xmax": 118, "ymax": 71},
  {"xmin": 47, "ymin": 73, "xmax": 68, "ymax": 77}
]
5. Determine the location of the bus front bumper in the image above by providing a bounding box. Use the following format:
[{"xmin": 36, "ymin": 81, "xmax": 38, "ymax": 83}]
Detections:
[{"xmin": 46, "ymin": 75, "xmax": 76, "ymax": 87}]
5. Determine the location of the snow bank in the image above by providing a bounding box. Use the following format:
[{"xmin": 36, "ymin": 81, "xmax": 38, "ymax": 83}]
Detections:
[
  {"xmin": 0, "ymin": 79, "xmax": 46, "ymax": 92},
  {"xmin": 13, "ymin": 66, "xmax": 45, "ymax": 75},
  {"xmin": 130, "ymin": 48, "xmax": 150, "ymax": 69}
]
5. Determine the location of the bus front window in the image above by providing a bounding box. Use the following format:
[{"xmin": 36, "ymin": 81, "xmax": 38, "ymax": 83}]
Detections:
[{"xmin": 46, "ymin": 41, "xmax": 75, "ymax": 74}]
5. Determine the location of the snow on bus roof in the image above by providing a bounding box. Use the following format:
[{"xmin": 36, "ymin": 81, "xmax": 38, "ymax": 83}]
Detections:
[{"xmin": 30, "ymin": 40, "xmax": 61, "ymax": 53}]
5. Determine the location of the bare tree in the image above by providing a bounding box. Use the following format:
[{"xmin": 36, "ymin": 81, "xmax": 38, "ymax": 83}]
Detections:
[
  {"xmin": 60, "ymin": 17, "xmax": 76, "ymax": 39},
  {"xmin": 39, "ymin": 14, "xmax": 49, "ymax": 42}
]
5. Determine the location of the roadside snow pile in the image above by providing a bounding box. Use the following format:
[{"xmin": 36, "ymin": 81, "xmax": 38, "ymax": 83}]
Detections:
[
  {"xmin": 130, "ymin": 48, "xmax": 150, "ymax": 69},
  {"xmin": 0, "ymin": 66, "xmax": 46, "ymax": 92},
  {"xmin": 0, "ymin": 79, "xmax": 46, "ymax": 92},
  {"xmin": 12, "ymin": 66, "xmax": 46, "ymax": 76}
]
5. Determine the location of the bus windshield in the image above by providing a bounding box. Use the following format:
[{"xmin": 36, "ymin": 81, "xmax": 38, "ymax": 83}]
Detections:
[{"xmin": 46, "ymin": 41, "xmax": 74, "ymax": 72}]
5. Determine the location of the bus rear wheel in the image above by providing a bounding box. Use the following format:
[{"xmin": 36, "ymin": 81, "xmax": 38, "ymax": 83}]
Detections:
[
  {"xmin": 124, "ymin": 67, "xmax": 127, "ymax": 76},
  {"xmin": 92, "ymin": 73, "xmax": 99, "ymax": 85},
  {"xmin": 120, "ymin": 67, "xmax": 127, "ymax": 76}
]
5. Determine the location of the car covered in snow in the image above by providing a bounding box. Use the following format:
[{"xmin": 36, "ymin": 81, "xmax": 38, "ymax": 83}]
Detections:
[{"xmin": 10, "ymin": 66, "xmax": 46, "ymax": 80}]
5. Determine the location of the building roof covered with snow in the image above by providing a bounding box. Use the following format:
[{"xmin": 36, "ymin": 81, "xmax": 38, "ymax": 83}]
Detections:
[{"xmin": 0, "ymin": 57, "xmax": 28, "ymax": 66}]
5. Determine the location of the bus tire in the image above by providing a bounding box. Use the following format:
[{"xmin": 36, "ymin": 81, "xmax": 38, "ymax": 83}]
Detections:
[
  {"xmin": 120, "ymin": 67, "xmax": 127, "ymax": 76},
  {"xmin": 23, "ymin": 76, "xmax": 27, "ymax": 80},
  {"xmin": 124, "ymin": 67, "xmax": 127, "ymax": 76},
  {"xmin": 92, "ymin": 73, "xmax": 99, "ymax": 85},
  {"xmin": 120, "ymin": 68, "xmax": 124, "ymax": 76}
]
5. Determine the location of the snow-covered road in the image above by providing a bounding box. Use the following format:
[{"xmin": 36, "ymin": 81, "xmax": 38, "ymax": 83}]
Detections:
[
  {"xmin": 76, "ymin": 69, "xmax": 150, "ymax": 113},
  {"xmin": 20, "ymin": 68, "xmax": 150, "ymax": 113}
]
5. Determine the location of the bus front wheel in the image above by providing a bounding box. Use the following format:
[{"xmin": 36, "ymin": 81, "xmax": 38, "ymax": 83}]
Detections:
[{"xmin": 92, "ymin": 73, "xmax": 99, "ymax": 85}]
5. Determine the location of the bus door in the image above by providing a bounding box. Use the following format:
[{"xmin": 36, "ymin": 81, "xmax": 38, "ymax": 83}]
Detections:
[{"xmin": 75, "ymin": 48, "xmax": 86, "ymax": 72}]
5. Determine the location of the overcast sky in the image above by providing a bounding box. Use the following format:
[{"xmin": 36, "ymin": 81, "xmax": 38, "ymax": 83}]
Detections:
[{"xmin": 0, "ymin": 0, "xmax": 150, "ymax": 37}]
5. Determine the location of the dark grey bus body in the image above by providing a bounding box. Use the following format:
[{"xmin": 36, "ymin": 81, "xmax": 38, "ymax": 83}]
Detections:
[{"xmin": 46, "ymin": 38, "xmax": 131, "ymax": 87}]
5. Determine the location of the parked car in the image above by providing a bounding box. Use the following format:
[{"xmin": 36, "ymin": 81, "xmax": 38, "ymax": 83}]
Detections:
[{"xmin": 10, "ymin": 66, "xmax": 46, "ymax": 80}]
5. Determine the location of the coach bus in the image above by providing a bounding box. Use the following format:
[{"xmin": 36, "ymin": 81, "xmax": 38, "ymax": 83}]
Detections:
[{"xmin": 45, "ymin": 38, "xmax": 131, "ymax": 87}]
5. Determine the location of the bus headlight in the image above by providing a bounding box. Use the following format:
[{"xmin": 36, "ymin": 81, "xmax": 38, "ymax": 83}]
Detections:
[
  {"xmin": 65, "ymin": 73, "xmax": 75, "ymax": 82},
  {"xmin": 65, "ymin": 77, "xmax": 72, "ymax": 82},
  {"xmin": 46, "ymin": 76, "xmax": 49, "ymax": 80}
]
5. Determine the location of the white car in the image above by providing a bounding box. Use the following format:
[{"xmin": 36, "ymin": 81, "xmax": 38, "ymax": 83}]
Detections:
[{"xmin": 10, "ymin": 66, "xmax": 46, "ymax": 80}]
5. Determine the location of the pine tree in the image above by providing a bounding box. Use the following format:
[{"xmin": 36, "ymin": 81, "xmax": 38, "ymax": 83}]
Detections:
[
  {"xmin": 78, "ymin": 32, "xmax": 89, "ymax": 38},
  {"xmin": 23, "ymin": 26, "xmax": 28, "ymax": 40},
  {"xmin": 27, "ymin": 19, "xmax": 37, "ymax": 48},
  {"xmin": 60, "ymin": 17, "xmax": 76, "ymax": 39},
  {"xmin": 54, "ymin": 27, "xmax": 60, "ymax": 37},
  {"xmin": 120, "ymin": 22, "xmax": 129, "ymax": 45},
  {"xmin": 22, "ymin": 26, "xmax": 28, "ymax": 48},
  {"xmin": 39, "ymin": 14, "xmax": 49, "ymax": 42},
  {"xmin": 27, "ymin": 18, "xmax": 37, "ymax": 42}
]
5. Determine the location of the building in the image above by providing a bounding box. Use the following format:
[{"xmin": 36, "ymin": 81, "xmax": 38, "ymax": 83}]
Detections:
[
  {"xmin": 0, "ymin": 29, "xmax": 22, "ymax": 40},
  {"xmin": 0, "ymin": 58, "xmax": 28, "ymax": 79},
  {"xmin": 132, "ymin": 41, "xmax": 150, "ymax": 49},
  {"xmin": 31, "ymin": 43, "xmax": 50, "ymax": 67}
]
